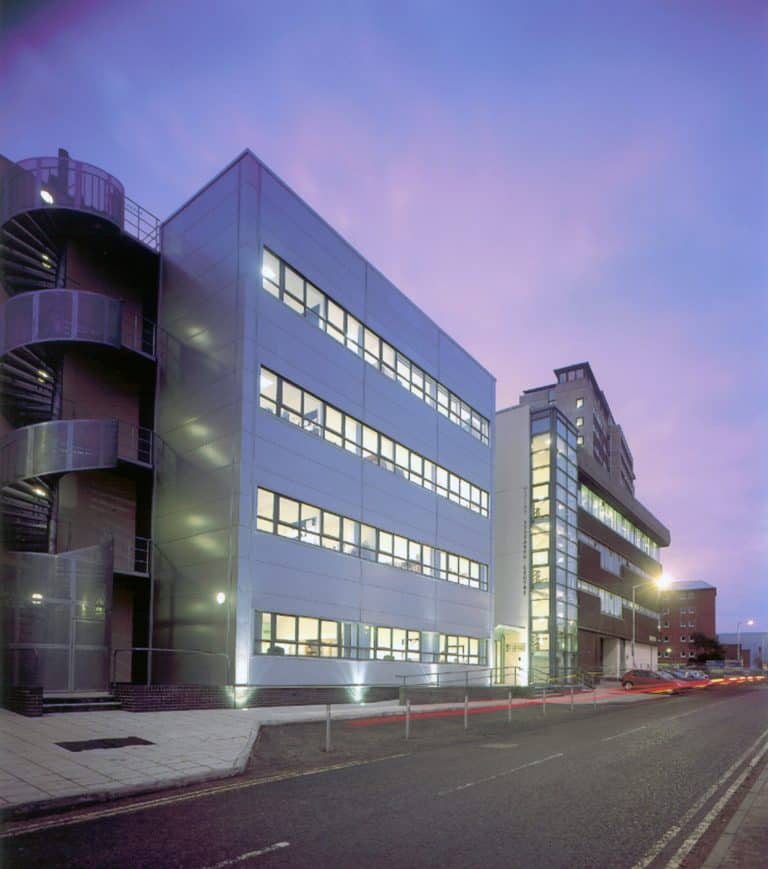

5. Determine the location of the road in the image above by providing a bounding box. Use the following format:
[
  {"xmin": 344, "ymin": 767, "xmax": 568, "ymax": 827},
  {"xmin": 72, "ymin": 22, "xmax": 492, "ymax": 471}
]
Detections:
[{"xmin": 2, "ymin": 685, "xmax": 767, "ymax": 868}]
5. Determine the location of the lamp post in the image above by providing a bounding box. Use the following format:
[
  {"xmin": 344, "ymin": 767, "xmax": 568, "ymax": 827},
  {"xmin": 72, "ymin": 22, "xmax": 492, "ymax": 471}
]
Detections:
[
  {"xmin": 632, "ymin": 573, "xmax": 671, "ymax": 668},
  {"xmin": 736, "ymin": 619, "xmax": 755, "ymax": 668}
]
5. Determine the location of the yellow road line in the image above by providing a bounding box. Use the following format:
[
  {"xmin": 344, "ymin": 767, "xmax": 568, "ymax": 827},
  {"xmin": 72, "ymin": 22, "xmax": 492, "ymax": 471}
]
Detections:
[{"xmin": 0, "ymin": 753, "xmax": 409, "ymax": 839}]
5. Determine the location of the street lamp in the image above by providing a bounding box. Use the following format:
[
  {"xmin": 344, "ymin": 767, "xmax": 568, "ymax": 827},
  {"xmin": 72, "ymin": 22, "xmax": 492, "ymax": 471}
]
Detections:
[
  {"xmin": 632, "ymin": 573, "xmax": 671, "ymax": 668},
  {"xmin": 736, "ymin": 618, "xmax": 755, "ymax": 668}
]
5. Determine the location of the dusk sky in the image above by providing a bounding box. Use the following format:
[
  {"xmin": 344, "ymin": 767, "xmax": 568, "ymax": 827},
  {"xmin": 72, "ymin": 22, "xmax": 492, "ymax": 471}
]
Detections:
[{"xmin": 2, "ymin": 0, "xmax": 765, "ymax": 633}]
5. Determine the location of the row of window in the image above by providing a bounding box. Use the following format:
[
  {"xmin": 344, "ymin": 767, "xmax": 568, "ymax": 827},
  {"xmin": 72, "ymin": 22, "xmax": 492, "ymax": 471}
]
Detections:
[
  {"xmin": 578, "ymin": 532, "xmax": 657, "ymax": 584},
  {"xmin": 256, "ymin": 611, "xmax": 488, "ymax": 664},
  {"xmin": 578, "ymin": 484, "xmax": 661, "ymax": 560},
  {"xmin": 256, "ymin": 488, "xmax": 489, "ymax": 590},
  {"xmin": 578, "ymin": 580, "xmax": 659, "ymax": 620},
  {"xmin": 578, "ymin": 580, "xmax": 623, "ymax": 618},
  {"xmin": 259, "ymin": 368, "xmax": 489, "ymax": 516},
  {"xmin": 261, "ymin": 248, "xmax": 490, "ymax": 445}
]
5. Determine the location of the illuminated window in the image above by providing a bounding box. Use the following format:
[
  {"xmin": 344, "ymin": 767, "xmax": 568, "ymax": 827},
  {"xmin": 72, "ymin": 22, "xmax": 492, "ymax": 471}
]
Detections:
[
  {"xmin": 576, "ymin": 397, "xmax": 584, "ymax": 408},
  {"xmin": 575, "ymin": 417, "xmax": 584, "ymax": 428},
  {"xmin": 261, "ymin": 248, "xmax": 489, "ymax": 445},
  {"xmin": 255, "ymin": 611, "xmax": 486, "ymax": 664},
  {"xmin": 256, "ymin": 487, "xmax": 488, "ymax": 590},
  {"xmin": 259, "ymin": 368, "xmax": 488, "ymax": 517},
  {"xmin": 440, "ymin": 634, "xmax": 486, "ymax": 664}
]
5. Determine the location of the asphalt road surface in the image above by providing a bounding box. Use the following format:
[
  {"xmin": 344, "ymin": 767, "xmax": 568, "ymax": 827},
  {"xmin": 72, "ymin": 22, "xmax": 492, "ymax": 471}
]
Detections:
[{"xmin": 3, "ymin": 684, "xmax": 767, "ymax": 869}]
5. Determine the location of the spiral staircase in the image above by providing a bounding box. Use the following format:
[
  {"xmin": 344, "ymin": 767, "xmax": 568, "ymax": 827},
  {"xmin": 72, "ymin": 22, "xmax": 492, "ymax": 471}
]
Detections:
[{"xmin": 1, "ymin": 150, "xmax": 160, "ymax": 691}]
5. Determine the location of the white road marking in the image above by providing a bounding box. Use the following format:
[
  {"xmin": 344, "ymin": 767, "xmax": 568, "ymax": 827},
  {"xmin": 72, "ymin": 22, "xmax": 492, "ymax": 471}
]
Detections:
[
  {"xmin": 0, "ymin": 753, "xmax": 408, "ymax": 839},
  {"xmin": 630, "ymin": 723, "xmax": 768, "ymax": 869},
  {"xmin": 437, "ymin": 753, "xmax": 563, "ymax": 796},
  {"xmin": 664, "ymin": 739, "xmax": 768, "ymax": 868},
  {"xmin": 602, "ymin": 725, "xmax": 647, "ymax": 742},
  {"xmin": 203, "ymin": 841, "xmax": 290, "ymax": 867}
]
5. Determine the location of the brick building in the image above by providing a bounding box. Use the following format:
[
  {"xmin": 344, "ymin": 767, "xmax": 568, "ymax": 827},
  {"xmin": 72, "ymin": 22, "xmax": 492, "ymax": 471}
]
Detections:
[{"xmin": 657, "ymin": 579, "xmax": 716, "ymax": 665}]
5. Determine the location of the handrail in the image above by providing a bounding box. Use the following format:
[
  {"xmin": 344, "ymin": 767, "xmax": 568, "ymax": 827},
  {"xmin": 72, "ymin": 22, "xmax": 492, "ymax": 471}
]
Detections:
[
  {"xmin": 1, "ymin": 156, "xmax": 160, "ymax": 252},
  {"xmin": 396, "ymin": 663, "xmax": 523, "ymax": 688},
  {"xmin": 111, "ymin": 647, "xmax": 229, "ymax": 686}
]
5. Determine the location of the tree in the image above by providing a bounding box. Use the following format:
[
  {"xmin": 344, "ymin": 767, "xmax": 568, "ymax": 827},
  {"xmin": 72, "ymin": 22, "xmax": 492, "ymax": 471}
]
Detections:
[{"xmin": 691, "ymin": 632, "xmax": 726, "ymax": 664}]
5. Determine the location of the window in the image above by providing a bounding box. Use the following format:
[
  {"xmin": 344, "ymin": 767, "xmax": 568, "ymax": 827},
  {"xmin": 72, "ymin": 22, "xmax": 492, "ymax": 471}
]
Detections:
[
  {"xmin": 576, "ymin": 397, "xmax": 584, "ymax": 408},
  {"xmin": 578, "ymin": 484, "xmax": 660, "ymax": 560},
  {"xmin": 261, "ymin": 248, "xmax": 489, "ymax": 445},
  {"xmin": 259, "ymin": 368, "xmax": 489, "ymax": 517},
  {"xmin": 256, "ymin": 487, "xmax": 488, "ymax": 591},
  {"xmin": 575, "ymin": 417, "xmax": 584, "ymax": 428},
  {"xmin": 576, "ymin": 435, "xmax": 583, "ymax": 446},
  {"xmin": 256, "ymin": 612, "xmax": 448, "ymax": 663},
  {"xmin": 440, "ymin": 634, "xmax": 487, "ymax": 665},
  {"xmin": 374, "ymin": 626, "xmax": 421, "ymax": 661}
]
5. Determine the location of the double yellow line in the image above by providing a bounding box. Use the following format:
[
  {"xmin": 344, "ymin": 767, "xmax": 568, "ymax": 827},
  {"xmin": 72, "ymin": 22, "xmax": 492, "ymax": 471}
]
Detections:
[{"xmin": 0, "ymin": 752, "xmax": 409, "ymax": 840}]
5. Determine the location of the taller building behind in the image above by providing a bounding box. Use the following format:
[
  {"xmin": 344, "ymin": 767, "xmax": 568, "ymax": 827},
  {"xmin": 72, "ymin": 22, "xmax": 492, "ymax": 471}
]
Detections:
[{"xmin": 495, "ymin": 363, "xmax": 670, "ymax": 682}]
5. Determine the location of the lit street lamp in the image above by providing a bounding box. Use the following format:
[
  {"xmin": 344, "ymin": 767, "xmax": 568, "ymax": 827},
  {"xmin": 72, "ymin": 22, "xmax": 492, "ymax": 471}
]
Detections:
[
  {"xmin": 736, "ymin": 618, "xmax": 755, "ymax": 668},
  {"xmin": 632, "ymin": 573, "xmax": 671, "ymax": 668}
]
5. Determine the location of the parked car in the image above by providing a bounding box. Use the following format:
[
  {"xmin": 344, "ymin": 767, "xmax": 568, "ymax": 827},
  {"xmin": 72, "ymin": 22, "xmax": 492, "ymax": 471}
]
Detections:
[
  {"xmin": 620, "ymin": 669, "xmax": 684, "ymax": 694},
  {"xmin": 658, "ymin": 671, "xmax": 692, "ymax": 691}
]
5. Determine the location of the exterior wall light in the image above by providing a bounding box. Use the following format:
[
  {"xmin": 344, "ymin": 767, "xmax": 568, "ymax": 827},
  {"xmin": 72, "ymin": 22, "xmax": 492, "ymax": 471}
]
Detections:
[
  {"xmin": 40, "ymin": 189, "xmax": 54, "ymax": 204},
  {"xmin": 215, "ymin": 592, "xmax": 226, "ymax": 605}
]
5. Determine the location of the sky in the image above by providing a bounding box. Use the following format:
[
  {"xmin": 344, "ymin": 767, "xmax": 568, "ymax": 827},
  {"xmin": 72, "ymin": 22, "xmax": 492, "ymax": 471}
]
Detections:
[{"xmin": 2, "ymin": 0, "xmax": 766, "ymax": 633}]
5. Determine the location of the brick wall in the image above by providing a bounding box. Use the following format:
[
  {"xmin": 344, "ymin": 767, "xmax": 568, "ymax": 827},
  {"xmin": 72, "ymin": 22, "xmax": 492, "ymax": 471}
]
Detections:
[
  {"xmin": 1, "ymin": 686, "xmax": 43, "ymax": 717},
  {"xmin": 112, "ymin": 683, "xmax": 399, "ymax": 712}
]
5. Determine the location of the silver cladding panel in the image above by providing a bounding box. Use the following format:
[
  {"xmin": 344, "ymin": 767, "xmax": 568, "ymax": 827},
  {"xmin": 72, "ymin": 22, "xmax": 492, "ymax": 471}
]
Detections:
[{"xmin": 153, "ymin": 153, "xmax": 495, "ymax": 685}]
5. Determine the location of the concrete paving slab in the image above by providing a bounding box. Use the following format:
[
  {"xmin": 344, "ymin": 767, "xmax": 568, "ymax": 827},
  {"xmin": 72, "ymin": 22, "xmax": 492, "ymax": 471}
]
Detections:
[{"xmin": 0, "ymin": 687, "xmax": 658, "ymax": 818}]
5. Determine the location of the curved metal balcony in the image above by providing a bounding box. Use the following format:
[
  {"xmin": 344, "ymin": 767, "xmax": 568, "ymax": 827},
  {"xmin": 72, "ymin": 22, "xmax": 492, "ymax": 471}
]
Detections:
[
  {"xmin": 0, "ymin": 289, "xmax": 156, "ymax": 359},
  {"xmin": 0, "ymin": 418, "xmax": 154, "ymax": 488},
  {"xmin": 0, "ymin": 153, "xmax": 159, "ymax": 251}
]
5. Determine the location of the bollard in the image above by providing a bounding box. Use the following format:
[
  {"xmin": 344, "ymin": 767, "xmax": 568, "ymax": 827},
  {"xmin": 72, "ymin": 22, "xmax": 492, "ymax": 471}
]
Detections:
[
  {"xmin": 593, "ymin": 685, "xmax": 597, "ymax": 711},
  {"xmin": 323, "ymin": 703, "xmax": 332, "ymax": 752},
  {"xmin": 507, "ymin": 688, "xmax": 512, "ymax": 723},
  {"xmin": 405, "ymin": 698, "xmax": 411, "ymax": 740},
  {"xmin": 570, "ymin": 685, "xmax": 574, "ymax": 711},
  {"xmin": 542, "ymin": 685, "xmax": 547, "ymax": 715},
  {"xmin": 464, "ymin": 693, "xmax": 469, "ymax": 730}
]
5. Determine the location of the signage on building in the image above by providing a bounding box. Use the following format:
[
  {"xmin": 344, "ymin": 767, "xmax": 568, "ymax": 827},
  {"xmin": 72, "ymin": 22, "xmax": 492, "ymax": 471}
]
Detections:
[{"xmin": 521, "ymin": 485, "xmax": 529, "ymax": 598}]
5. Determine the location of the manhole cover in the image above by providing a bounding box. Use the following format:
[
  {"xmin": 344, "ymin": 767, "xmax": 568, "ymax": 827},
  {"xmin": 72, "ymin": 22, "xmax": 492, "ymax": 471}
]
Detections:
[
  {"xmin": 56, "ymin": 737, "xmax": 154, "ymax": 752},
  {"xmin": 481, "ymin": 743, "xmax": 519, "ymax": 749}
]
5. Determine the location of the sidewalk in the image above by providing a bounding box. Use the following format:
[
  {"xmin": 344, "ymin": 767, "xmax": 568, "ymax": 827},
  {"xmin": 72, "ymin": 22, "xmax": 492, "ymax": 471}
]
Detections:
[
  {"xmin": 702, "ymin": 757, "xmax": 768, "ymax": 869},
  {"xmin": 0, "ymin": 687, "xmax": 655, "ymax": 818}
]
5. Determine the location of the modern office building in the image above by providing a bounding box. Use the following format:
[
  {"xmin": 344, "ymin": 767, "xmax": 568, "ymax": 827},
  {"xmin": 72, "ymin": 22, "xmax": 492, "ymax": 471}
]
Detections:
[
  {"xmin": 1, "ymin": 148, "xmax": 495, "ymax": 692},
  {"xmin": 657, "ymin": 579, "xmax": 716, "ymax": 665},
  {"xmin": 495, "ymin": 363, "xmax": 670, "ymax": 682}
]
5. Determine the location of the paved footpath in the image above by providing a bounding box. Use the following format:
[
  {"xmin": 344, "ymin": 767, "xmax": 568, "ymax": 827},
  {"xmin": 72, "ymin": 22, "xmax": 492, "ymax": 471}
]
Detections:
[
  {"xmin": 702, "ymin": 756, "xmax": 768, "ymax": 869},
  {"xmin": 0, "ymin": 687, "xmax": 649, "ymax": 816},
  {"xmin": 0, "ymin": 687, "xmax": 768, "ymax": 869}
]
